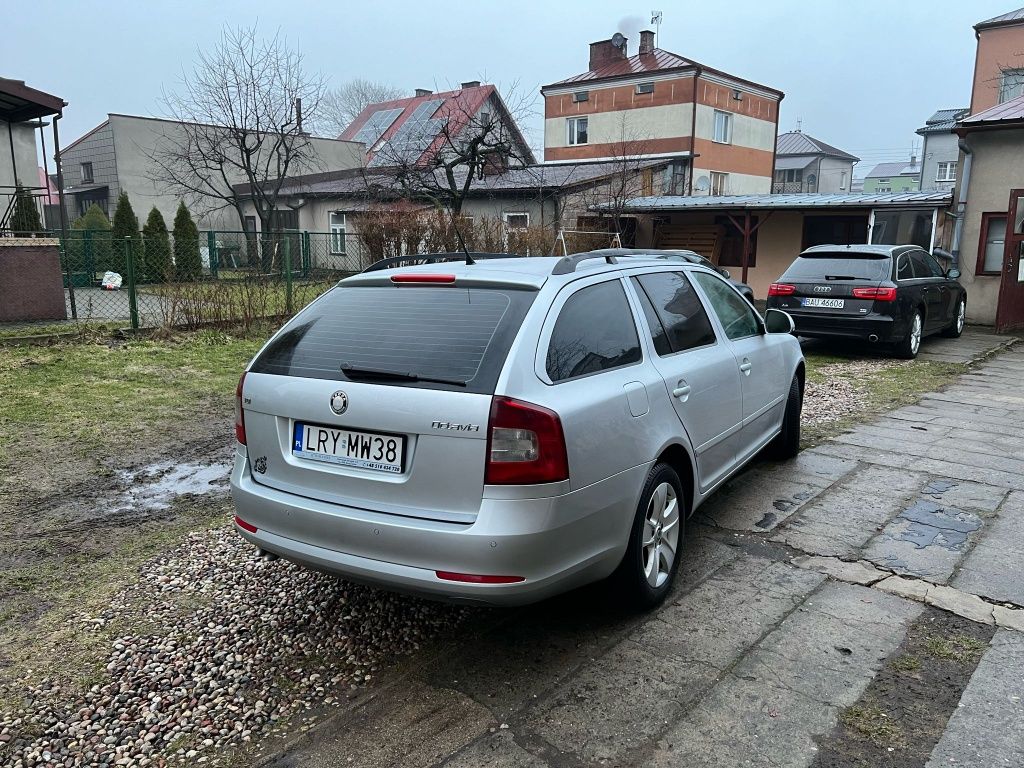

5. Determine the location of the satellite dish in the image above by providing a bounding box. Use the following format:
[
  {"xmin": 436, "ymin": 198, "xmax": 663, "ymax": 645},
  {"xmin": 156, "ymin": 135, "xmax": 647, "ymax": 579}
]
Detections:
[
  {"xmin": 695, "ymin": 175, "xmax": 711, "ymax": 193},
  {"xmin": 611, "ymin": 32, "xmax": 626, "ymax": 49}
]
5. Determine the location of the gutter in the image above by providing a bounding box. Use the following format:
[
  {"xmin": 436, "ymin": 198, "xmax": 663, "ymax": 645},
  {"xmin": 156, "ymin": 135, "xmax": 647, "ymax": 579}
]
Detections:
[{"xmin": 949, "ymin": 137, "xmax": 972, "ymax": 269}]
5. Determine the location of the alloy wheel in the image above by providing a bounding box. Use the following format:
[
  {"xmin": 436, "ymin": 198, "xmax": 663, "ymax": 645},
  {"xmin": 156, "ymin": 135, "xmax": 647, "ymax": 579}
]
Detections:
[
  {"xmin": 910, "ymin": 314, "xmax": 922, "ymax": 355},
  {"xmin": 957, "ymin": 301, "xmax": 965, "ymax": 333},
  {"xmin": 642, "ymin": 483, "xmax": 680, "ymax": 588}
]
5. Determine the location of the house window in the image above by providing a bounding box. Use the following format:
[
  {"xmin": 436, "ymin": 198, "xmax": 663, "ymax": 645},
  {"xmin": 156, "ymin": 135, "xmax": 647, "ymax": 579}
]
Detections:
[
  {"xmin": 776, "ymin": 169, "xmax": 803, "ymax": 184},
  {"xmin": 567, "ymin": 117, "xmax": 588, "ymax": 145},
  {"xmin": 330, "ymin": 212, "xmax": 346, "ymax": 254},
  {"xmin": 636, "ymin": 82, "xmax": 654, "ymax": 95},
  {"xmin": 875, "ymin": 185, "xmax": 892, "ymax": 193},
  {"xmin": 978, "ymin": 213, "xmax": 1007, "ymax": 275},
  {"xmin": 503, "ymin": 212, "xmax": 529, "ymax": 230},
  {"xmin": 999, "ymin": 68, "xmax": 1024, "ymax": 104},
  {"xmin": 479, "ymin": 110, "xmax": 491, "ymax": 126},
  {"xmin": 710, "ymin": 172, "xmax": 728, "ymax": 195},
  {"xmin": 936, "ymin": 162, "xmax": 957, "ymax": 182},
  {"xmin": 572, "ymin": 91, "xmax": 589, "ymax": 103},
  {"xmin": 81, "ymin": 163, "xmax": 93, "ymax": 183},
  {"xmin": 712, "ymin": 110, "xmax": 732, "ymax": 144}
]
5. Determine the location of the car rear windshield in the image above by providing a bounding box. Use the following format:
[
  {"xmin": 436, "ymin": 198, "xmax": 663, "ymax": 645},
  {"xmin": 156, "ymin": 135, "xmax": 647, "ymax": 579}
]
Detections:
[
  {"xmin": 249, "ymin": 285, "xmax": 536, "ymax": 393},
  {"xmin": 783, "ymin": 253, "xmax": 892, "ymax": 282}
]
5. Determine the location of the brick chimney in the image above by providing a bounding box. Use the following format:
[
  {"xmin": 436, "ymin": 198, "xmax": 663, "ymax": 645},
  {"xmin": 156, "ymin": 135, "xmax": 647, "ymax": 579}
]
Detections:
[
  {"xmin": 415, "ymin": 88, "xmax": 433, "ymax": 97},
  {"xmin": 589, "ymin": 37, "xmax": 628, "ymax": 71},
  {"xmin": 639, "ymin": 30, "xmax": 655, "ymax": 55},
  {"xmin": 461, "ymin": 80, "xmax": 481, "ymax": 89}
]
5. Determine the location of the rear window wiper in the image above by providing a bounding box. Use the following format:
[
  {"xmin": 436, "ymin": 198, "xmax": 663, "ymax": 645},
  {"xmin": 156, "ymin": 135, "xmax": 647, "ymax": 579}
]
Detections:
[
  {"xmin": 340, "ymin": 363, "xmax": 467, "ymax": 387},
  {"xmin": 823, "ymin": 274, "xmax": 869, "ymax": 281}
]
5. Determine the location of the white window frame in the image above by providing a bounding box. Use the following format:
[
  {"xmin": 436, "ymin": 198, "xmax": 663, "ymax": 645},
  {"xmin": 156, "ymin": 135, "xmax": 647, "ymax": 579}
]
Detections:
[
  {"xmin": 936, "ymin": 161, "xmax": 957, "ymax": 182},
  {"xmin": 503, "ymin": 211, "xmax": 530, "ymax": 230},
  {"xmin": 712, "ymin": 110, "xmax": 733, "ymax": 144},
  {"xmin": 567, "ymin": 116, "xmax": 588, "ymax": 146},
  {"xmin": 999, "ymin": 68, "xmax": 1024, "ymax": 104},
  {"xmin": 635, "ymin": 82, "xmax": 654, "ymax": 95},
  {"xmin": 710, "ymin": 172, "xmax": 728, "ymax": 195},
  {"xmin": 329, "ymin": 211, "xmax": 346, "ymax": 254},
  {"xmin": 571, "ymin": 91, "xmax": 589, "ymax": 103}
]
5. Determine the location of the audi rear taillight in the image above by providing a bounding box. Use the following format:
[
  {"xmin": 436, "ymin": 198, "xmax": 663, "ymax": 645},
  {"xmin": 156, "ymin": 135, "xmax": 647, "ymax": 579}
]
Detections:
[
  {"xmin": 853, "ymin": 286, "xmax": 897, "ymax": 301},
  {"xmin": 485, "ymin": 396, "xmax": 568, "ymax": 485},
  {"xmin": 235, "ymin": 372, "xmax": 247, "ymax": 445},
  {"xmin": 768, "ymin": 283, "xmax": 796, "ymax": 296}
]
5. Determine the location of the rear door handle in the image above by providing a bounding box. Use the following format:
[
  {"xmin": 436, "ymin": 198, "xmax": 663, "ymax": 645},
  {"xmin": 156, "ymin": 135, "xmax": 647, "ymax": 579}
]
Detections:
[
  {"xmin": 672, "ymin": 384, "xmax": 691, "ymax": 401},
  {"xmin": 739, "ymin": 360, "xmax": 752, "ymax": 374}
]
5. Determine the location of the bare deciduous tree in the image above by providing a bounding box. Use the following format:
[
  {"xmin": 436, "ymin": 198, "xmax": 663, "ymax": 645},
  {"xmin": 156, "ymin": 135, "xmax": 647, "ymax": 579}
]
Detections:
[
  {"xmin": 320, "ymin": 78, "xmax": 405, "ymax": 137},
  {"xmin": 148, "ymin": 25, "xmax": 327, "ymax": 236},
  {"xmin": 373, "ymin": 82, "xmax": 537, "ymax": 214}
]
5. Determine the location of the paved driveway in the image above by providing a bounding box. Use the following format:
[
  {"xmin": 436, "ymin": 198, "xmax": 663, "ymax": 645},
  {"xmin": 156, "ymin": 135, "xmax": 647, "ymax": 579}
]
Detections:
[{"xmin": 262, "ymin": 340, "xmax": 1024, "ymax": 768}]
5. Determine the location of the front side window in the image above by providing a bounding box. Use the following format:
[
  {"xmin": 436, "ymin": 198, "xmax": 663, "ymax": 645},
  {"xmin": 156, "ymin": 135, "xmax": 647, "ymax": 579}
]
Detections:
[
  {"xmin": 999, "ymin": 68, "xmax": 1024, "ymax": 104},
  {"xmin": 936, "ymin": 161, "xmax": 957, "ymax": 182},
  {"xmin": 546, "ymin": 281, "xmax": 641, "ymax": 382},
  {"xmin": 979, "ymin": 214, "xmax": 1007, "ymax": 275},
  {"xmin": 633, "ymin": 272, "xmax": 717, "ymax": 355},
  {"xmin": 329, "ymin": 211, "xmax": 346, "ymax": 254},
  {"xmin": 713, "ymin": 110, "xmax": 732, "ymax": 143},
  {"xmin": 691, "ymin": 272, "xmax": 759, "ymax": 341},
  {"xmin": 567, "ymin": 116, "xmax": 588, "ymax": 145}
]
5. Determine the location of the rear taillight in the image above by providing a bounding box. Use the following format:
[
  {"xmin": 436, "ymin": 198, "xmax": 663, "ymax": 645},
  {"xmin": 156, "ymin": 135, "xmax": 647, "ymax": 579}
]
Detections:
[
  {"xmin": 235, "ymin": 372, "xmax": 247, "ymax": 445},
  {"xmin": 768, "ymin": 283, "xmax": 796, "ymax": 296},
  {"xmin": 485, "ymin": 396, "xmax": 568, "ymax": 485},
  {"xmin": 852, "ymin": 286, "xmax": 897, "ymax": 301}
]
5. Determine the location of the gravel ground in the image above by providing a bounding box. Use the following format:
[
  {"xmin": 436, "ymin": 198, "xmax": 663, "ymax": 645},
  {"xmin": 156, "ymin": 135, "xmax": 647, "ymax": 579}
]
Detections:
[
  {"xmin": 0, "ymin": 527, "xmax": 471, "ymax": 767},
  {"xmin": 802, "ymin": 358, "xmax": 909, "ymax": 426}
]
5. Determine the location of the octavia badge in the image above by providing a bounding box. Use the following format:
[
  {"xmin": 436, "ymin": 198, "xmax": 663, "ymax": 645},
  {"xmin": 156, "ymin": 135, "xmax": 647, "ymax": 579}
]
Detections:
[{"xmin": 330, "ymin": 390, "xmax": 349, "ymax": 415}]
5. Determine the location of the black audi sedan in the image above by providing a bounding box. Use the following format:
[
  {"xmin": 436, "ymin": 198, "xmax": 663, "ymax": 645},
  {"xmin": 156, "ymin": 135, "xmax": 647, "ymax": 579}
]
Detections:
[{"xmin": 765, "ymin": 244, "xmax": 967, "ymax": 358}]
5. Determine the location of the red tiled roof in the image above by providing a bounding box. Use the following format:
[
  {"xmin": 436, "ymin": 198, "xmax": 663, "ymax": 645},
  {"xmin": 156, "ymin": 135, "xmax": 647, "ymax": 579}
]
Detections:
[{"xmin": 542, "ymin": 47, "xmax": 783, "ymax": 96}]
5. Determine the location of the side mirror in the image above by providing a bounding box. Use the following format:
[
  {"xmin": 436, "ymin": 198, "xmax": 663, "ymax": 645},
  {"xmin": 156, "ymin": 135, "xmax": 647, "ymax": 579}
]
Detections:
[
  {"xmin": 721, "ymin": 268, "xmax": 732, "ymax": 279},
  {"xmin": 946, "ymin": 268, "xmax": 961, "ymax": 279},
  {"xmin": 765, "ymin": 308, "xmax": 795, "ymax": 335}
]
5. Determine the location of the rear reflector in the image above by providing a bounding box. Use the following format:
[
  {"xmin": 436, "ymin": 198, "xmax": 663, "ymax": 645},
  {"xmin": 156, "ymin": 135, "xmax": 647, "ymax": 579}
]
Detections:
[
  {"xmin": 235, "ymin": 372, "xmax": 247, "ymax": 445},
  {"xmin": 486, "ymin": 396, "xmax": 569, "ymax": 485},
  {"xmin": 390, "ymin": 274, "xmax": 456, "ymax": 284},
  {"xmin": 852, "ymin": 286, "xmax": 897, "ymax": 301},
  {"xmin": 768, "ymin": 283, "xmax": 796, "ymax": 296},
  {"xmin": 234, "ymin": 515, "xmax": 258, "ymax": 533},
  {"xmin": 435, "ymin": 571, "xmax": 525, "ymax": 584}
]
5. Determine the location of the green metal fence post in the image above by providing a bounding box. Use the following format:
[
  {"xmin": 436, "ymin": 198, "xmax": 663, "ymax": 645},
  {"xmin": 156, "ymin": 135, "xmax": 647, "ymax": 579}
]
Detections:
[
  {"xmin": 302, "ymin": 231, "xmax": 311, "ymax": 277},
  {"xmin": 63, "ymin": 236, "xmax": 78, "ymax": 318},
  {"xmin": 284, "ymin": 236, "xmax": 294, "ymax": 315},
  {"xmin": 125, "ymin": 237, "xmax": 140, "ymax": 330},
  {"xmin": 207, "ymin": 231, "xmax": 219, "ymax": 278}
]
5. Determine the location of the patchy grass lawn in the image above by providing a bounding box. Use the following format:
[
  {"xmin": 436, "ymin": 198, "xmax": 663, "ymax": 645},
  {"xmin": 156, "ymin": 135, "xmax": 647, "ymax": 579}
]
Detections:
[{"xmin": 801, "ymin": 347, "xmax": 966, "ymax": 447}]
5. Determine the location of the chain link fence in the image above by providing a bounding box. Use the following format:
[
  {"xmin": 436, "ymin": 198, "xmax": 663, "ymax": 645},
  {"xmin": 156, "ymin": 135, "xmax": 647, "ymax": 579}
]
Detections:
[{"xmin": 0, "ymin": 230, "xmax": 372, "ymax": 336}]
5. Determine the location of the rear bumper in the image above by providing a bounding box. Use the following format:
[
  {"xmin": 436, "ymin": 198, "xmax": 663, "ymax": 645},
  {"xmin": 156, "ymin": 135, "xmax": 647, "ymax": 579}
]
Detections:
[
  {"xmin": 229, "ymin": 452, "xmax": 646, "ymax": 606},
  {"xmin": 781, "ymin": 310, "xmax": 899, "ymax": 342}
]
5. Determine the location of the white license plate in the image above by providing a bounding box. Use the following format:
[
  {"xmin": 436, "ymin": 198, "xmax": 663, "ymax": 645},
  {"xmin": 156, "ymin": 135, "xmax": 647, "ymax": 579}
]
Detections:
[
  {"xmin": 292, "ymin": 422, "xmax": 404, "ymax": 474},
  {"xmin": 802, "ymin": 297, "xmax": 845, "ymax": 309}
]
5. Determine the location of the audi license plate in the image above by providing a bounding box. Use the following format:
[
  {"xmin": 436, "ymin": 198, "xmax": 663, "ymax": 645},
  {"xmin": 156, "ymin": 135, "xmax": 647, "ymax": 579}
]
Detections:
[
  {"xmin": 292, "ymin": 422, "xmax": 404, "ymax": 474},
  {"xmin": 802, "ymin": 297, "xmax": 845, "ymax": 309}
]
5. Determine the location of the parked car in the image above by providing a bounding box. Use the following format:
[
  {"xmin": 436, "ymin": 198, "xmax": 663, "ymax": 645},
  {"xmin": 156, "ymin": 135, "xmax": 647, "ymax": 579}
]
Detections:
[
  {"xmin": 765, "ymin": 244, "xmax": 967, "ymax": 358},
  {"xmin": 586, "ymin": 248, "xmax": 756, "ymax": 302},
  {"xmin": 231, "ymin": 251, "xmax": 804, "ymax": 608}
]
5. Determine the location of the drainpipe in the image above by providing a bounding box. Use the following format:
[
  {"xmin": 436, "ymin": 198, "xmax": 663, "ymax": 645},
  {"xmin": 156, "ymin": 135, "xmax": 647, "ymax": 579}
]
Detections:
[
  {"xmin": 949, "ymin": 137, "xmax": 973, "ymax": 269},
  {"xmin": 687, "ymin": 66, "xmax": 702, "ymax": 195}
]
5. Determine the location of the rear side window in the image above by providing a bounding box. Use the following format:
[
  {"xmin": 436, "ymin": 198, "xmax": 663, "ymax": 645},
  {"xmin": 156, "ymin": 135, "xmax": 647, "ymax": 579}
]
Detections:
[
  {"xmin": 632, "ymin": 272, "xmax": 716, "ymax": 354},
  {"xmin": 546, "ymin": 280, "xmax": 641, "ymax": 382},
  {"xmin": 250, "ymin": 286, "xmax": 535, "ymax": 393},
  {"xmin": 783, "ymin": 253, "xmax": 892, "ymax": 282}
]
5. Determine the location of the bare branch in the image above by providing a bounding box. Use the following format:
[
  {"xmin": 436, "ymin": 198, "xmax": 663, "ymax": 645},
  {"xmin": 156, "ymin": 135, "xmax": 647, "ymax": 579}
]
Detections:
[{"xmin": 319, "ymin": 79, "xmax": 405, "ymax": 137}]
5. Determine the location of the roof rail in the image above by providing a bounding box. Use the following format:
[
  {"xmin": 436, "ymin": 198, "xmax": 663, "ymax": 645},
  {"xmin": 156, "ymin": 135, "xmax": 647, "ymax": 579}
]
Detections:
[
  {"xmin": 551, "ymin": 252, "xmax": 619, "ymax": 275},
  {"xmin": 362, "ymin": 253, "xmax": 515, "ymax": 273},
  {"xmin": 551, "ymin": 248, "xmax": 698, "ymax": 275}
]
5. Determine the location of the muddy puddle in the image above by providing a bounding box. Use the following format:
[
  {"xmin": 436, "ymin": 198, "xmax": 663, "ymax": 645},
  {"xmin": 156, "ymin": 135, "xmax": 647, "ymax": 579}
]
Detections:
[{"xmin": 112, "ymin": 459, "xmax": 231, "ymax": 512}]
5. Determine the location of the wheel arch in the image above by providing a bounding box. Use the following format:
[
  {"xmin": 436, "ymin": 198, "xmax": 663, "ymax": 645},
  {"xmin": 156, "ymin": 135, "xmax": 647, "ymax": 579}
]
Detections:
[{"xmin": 656, "ymin": 443, "xmax": 696, "ymax": 519}]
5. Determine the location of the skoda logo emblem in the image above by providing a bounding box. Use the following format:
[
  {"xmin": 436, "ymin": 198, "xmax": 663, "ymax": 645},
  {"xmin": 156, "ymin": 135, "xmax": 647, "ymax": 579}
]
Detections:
[{"xmin": 330, "ymin": 390, "xmax": 349, "ymax": 415}]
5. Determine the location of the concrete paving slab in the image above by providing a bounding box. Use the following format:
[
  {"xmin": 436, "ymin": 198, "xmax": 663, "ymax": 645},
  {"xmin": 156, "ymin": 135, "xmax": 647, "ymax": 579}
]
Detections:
[
  {"xmin": 644, "ymin": 582, "xmax": 921, "ymax": 768},
  {"xmin": 953, "ymin": 491, "xmax": 1024, "ymax": 606},
  {"xmin": 772, "ymin": 465, "xmax": 927, "ymax": 558},
  {"xmin": 791, "ymin": 555, "xmax": 888, "ymax": 585},
  {"xmin": 917, "ymin": 328, "xmax": 1016, "ymax": 364},
  {"xmin": 442, "ymin": 731, "xmax": 549, "ymax": 768},
  {"xmin": 926, "ymin": 630, "xmax": 1024, "ymax": 768}
]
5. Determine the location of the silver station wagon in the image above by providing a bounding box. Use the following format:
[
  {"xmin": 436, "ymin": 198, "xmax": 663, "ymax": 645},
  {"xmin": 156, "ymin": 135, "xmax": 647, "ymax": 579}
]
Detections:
[{"xmin": 231, "ymin": 249, "xmax": 804, "ymax": 608}]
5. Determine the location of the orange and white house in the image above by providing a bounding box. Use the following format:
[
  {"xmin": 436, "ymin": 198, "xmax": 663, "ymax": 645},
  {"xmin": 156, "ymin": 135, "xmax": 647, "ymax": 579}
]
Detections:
[{"xmin": 540, "ymin": 30, "xmax": 784, "ymax": 196}]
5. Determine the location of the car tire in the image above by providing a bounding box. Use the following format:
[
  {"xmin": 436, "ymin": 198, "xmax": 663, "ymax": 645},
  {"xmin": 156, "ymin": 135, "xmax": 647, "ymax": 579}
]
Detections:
[
  {"xmin": 895, "ymin": 311, "xmax": 923, "ymax": 359},
  {"xmin": 942, "ymin": 297, "xmax": 966, "ymax": 338},
  {"xmin": 609, "ymin": 463, "xmax": 685, "ymax": 611},
  {"xmin": 768, "ymin": 375, "xmax": 802, "ymax": 460}
]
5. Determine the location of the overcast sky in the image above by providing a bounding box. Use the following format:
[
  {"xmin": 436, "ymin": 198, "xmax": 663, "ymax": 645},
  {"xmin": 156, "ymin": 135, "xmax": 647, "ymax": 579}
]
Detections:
[{"xmin": 6, "ymin": 0, "xmax": 1015, "ymax": 176}]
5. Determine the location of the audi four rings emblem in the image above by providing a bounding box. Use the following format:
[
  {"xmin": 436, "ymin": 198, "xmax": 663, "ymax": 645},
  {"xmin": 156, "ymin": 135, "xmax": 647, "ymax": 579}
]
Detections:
[
  {"xmin": 330, "ymin": 390, "xmax": 349, "ymax": 415},
  {"xmin": 813, "ymin": 286, "xmax": 833, "ymax": 293}
]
